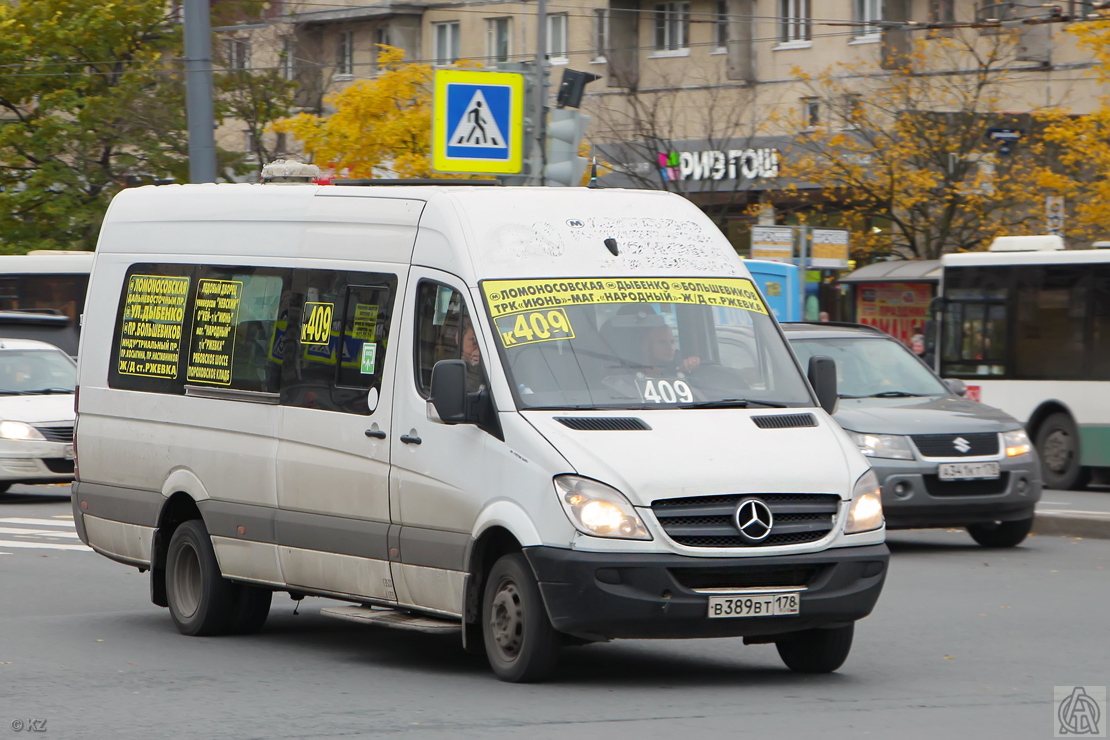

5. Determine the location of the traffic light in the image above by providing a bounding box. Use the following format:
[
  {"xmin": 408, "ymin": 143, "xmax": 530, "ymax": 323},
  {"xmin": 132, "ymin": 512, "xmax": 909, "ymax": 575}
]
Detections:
[
  {"xmin": 544, "ymin": 108, "xmax": 589, "ymax": 187},
  {"xmin": 556, "ymin": 69, "xmax": 602, "ymax": 109}
]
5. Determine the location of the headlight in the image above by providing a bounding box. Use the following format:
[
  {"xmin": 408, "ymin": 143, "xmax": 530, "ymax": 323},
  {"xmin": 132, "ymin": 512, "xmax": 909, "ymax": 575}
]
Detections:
[
  {"xmin": 0, "ymin": 421, "xmax": 45, "ymax": 441},
  {"xmin": 846, "ymin": 470, "xmax": 884, "ymax": 534},
  {"xmin": 554, "ymin": 476, "xmax": 651, "ymax": 540},
  {"xmin": 1003, "ymin": 429, "xmax": 1032, "ymax": 457},
  {"xmin": 848, "ymin": 431, "xmax": 915, "ymax": 460}
]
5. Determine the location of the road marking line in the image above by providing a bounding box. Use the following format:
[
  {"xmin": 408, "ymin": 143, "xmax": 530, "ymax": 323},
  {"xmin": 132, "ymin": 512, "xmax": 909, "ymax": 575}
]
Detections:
[
  {"xmin": 0, "ymin": 518, "xmax": 76, "ymax": 528},
  {"xmin": 1039, "ymin": 509, "xmax": 1110, "ymax": 518},
  {"xmin": 0, "ymin": 527, "xmax": 80, "ymax": 539},
  {"xmin": 0, "ymin": 539, "xmax": 90, "ymax": 551}
]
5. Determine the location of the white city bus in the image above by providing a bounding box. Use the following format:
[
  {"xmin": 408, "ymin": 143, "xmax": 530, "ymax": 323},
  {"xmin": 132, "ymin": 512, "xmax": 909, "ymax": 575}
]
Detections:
[{"xmin": 937, "ymin": 238, "xmax": 1109, "ymax": 490}]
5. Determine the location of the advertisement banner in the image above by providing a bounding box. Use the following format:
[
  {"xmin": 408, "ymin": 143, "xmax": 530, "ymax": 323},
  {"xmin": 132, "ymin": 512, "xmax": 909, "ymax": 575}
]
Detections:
[
  {"xmin": 751, "ymin": 226, "xmax": 795, "ymax": 262},
  {"xmin": 810, "ymin": 229, "xmax": 850, "ymax": 269},
  {"xmin": 856, "ymin": 282, "xmax": 934, "ymax": 345}
]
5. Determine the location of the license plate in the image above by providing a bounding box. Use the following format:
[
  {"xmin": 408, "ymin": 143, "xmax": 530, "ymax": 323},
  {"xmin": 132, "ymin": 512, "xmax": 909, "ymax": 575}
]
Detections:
[
  {"xmin": 63, "ymin": 444, "xmax": 75, "ymax": 460},
  {"xmin": 938, "ymin": 462, "xmax": 999, "ymax": 480},
  {"xmin": 707, "ymin": 591, "xmax": 800, "ymax": 619}
]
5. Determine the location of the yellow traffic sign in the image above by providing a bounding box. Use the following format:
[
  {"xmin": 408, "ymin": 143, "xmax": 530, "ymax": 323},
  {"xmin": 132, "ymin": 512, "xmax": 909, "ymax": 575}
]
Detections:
[{"xmin": 433, "ymin": 69, "xmax": 524, "ymax": 175}]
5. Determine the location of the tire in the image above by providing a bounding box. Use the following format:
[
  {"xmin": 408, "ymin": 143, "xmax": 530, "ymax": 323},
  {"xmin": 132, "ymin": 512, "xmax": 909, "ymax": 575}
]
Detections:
[
  {"xmin": 967, "ymin": 516, "xmax": 1033, "ymax": 548},
  {"xmin": 1035, "ymin": 412, "xmax": 1089, "ymax": 490},
  {"xmin": 229, "ymin": 584, "xmax": 272, "ymax": 634},
  {"xmin": 165, "ymin": 519, "xmax": 237, "ymax": 636},
  {"xmin": 776, "ymin": 624, "xmax": 854, "ymax": 674},
  {"xmin": 481, "ymin": 553, "xmax": 561, "ymax": 683}
]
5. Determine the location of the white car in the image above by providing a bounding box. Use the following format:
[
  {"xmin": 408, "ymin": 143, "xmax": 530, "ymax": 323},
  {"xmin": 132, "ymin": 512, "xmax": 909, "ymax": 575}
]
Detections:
[{"xmin": 0, "ymin": 338, "xmax": 76, "ymax": 492}]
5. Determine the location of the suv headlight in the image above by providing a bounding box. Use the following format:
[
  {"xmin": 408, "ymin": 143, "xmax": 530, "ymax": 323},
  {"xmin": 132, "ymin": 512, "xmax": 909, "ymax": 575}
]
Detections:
[
  {"xmin": 1003, "ymin": 429, "xmax": 1032, "ymax": 457},
  {"xmin": 846, "ymin": 470, "xmax": 884, "ymax": 534},
  {"xmin": 554, "ymin": 476, "xmax": 651, "ymax": 540},
  {"xmin": 0, "ymin": 421, "xmax": 45, "ymax": 441},
  {"xmin": 848, "ymin": 431, "xmax": 915, "ymax": 460}
]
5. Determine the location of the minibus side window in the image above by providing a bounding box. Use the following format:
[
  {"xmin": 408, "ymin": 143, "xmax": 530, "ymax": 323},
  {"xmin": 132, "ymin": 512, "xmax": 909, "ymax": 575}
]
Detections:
[
  {"xmin": 281, "ymin": 270, "xmax": 398, "ymax": 414},
  {"xmin": 414, "ymin": 281, "xmax": 485, "ymax": 398}
]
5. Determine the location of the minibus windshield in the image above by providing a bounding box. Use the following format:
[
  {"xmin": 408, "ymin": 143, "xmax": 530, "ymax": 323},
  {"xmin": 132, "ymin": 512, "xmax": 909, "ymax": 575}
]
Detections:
[{"xmin": 481, "ymin": 277, "xmax": 812, "ymax": 410}]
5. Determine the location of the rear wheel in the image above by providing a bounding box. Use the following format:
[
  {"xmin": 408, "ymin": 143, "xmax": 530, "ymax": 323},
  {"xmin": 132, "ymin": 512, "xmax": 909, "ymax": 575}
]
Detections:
[
  {"xmin": 776, "ymin": 624, "xmax": 854, "ymax": 674},
  {"xmin": 967, "ymin": 516, "xmax": 1033, "ymax": 548},
  {"xmin": 482, "ymin": 553, "xmax": 561, "ymax": 683},
  {"xmin": 229, "ymin": 584, "xmax": 272, "ymax": 634},
  {"xmin": 1035, "ymin": 412, "xmax": 1089, "ymax": 490},
  {"xmin": 165, "ymin": 520, "xmax": 236, "ymax": 636}
]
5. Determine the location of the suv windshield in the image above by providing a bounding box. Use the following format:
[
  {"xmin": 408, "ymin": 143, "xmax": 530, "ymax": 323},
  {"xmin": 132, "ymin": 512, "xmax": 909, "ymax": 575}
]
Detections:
[
  {"xmin": 789, "ymin": 335, "xmax": 948, "ymax": 399},
  {"xmin": 0, "ymin": 348, "xmax": 76, "ymax": 395},
  {"xmin": 481, "ymin": 277, "xmax": 812, "ymax": 410}
]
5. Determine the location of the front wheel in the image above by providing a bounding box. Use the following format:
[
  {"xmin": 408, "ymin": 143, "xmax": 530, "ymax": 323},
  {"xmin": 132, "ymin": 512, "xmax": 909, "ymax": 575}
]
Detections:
[
  {"xmin": 967, "ymin": 516, "xmax": 1033, "ymax": 548},
  {"xmin": 481, "ymin": 553, "xmax": 561, "ymax": 683},
  {"xmin": 776, "ymin": 624, "xmax": 854, "ymax": 674},
  {"xmin": 1035, "ymin": 413, "xmax": 1088, "ymax": 490}
]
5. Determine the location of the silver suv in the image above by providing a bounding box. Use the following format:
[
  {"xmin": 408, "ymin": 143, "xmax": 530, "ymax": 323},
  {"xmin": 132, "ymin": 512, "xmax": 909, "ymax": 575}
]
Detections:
[{"xmin": 785, "ymin": 323, "xmax": 1042, "ymax": 548}]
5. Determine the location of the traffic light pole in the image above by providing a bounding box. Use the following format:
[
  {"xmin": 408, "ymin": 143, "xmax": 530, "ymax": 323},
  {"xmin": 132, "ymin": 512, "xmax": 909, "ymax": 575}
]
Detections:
[{"xmin": 533, "ymin": 0, "xmax": 548, "ymax": 185}]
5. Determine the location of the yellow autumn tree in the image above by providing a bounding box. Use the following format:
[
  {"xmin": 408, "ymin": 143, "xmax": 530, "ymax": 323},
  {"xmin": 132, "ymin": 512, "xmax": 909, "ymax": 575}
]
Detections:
[
  {"xmin": 776, "ymin": 33, "xmax": 1049, "ymax": 261},
  {"xmin": 274, "ymin": 46, "xmax": 460, "ymax": 179},
  {"xmin": 1037, "ymin": 15, "xmax": 1110, "ymax": 244}
]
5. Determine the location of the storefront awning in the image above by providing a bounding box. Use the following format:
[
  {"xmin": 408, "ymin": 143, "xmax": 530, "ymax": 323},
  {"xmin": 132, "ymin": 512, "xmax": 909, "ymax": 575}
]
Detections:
[{"xmin": 838, "ymin": 259, "xmax": 941, "ymax": 283}]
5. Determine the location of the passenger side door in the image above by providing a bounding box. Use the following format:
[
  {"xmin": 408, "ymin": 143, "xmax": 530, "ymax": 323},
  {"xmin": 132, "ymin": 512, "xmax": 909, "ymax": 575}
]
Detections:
[
  {"xmin": 388, "ymin": 269, "xmax": 497, "ymax": 616},
  {"xmin": 275, "ymin": 267, "xmax": 402, "ymax": 602}
]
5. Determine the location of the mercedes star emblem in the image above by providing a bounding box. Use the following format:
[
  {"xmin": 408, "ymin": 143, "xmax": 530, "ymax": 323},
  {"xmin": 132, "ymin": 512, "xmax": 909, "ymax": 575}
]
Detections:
[{"xmin": 734, "ymin": 499, "xmax": 774, "ymax": 542}]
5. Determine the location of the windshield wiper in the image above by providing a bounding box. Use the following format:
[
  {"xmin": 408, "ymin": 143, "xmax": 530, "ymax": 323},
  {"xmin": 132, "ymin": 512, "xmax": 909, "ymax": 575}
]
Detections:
[
  {"xmin": 840, "ymin": 391, "xmax": 929, "ymax": 399},
  {"xmin": 23, "ymin": 388, "xmax": 74, "ymax": 395},
  {"xmin": 681, "ymin": 398, "xmax": 789, "ymax": 409}
]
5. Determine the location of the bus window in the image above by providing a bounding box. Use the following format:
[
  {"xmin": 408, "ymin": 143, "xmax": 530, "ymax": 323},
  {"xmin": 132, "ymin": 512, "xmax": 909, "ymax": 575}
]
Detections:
[
  {"xmin": 1014, "ymin": 266, "xmax": 1087, "ymax": 380},
  {"xmin": 1093, "ymin": 265, "xmax": 1110, "ymax": 380}
]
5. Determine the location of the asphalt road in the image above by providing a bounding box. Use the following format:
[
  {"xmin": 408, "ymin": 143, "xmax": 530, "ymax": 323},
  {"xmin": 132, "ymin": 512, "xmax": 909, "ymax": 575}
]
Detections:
[{"xmin": 2, "ymin": 484, "xmax": 1108, "ymax": 740}]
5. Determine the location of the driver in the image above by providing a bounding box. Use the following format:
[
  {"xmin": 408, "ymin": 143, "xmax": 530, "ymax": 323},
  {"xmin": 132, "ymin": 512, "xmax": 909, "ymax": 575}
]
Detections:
[{"xmin": 640, "ymin": 324, "xmax": 700, "ymax": 376}]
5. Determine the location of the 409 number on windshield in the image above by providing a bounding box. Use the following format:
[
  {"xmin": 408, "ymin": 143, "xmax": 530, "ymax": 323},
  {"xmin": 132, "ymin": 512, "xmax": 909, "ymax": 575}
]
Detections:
[
  {"xmin": 639, "ymin": 378, "xmax": 694, "ymax": 404},
  {"xmin": 494, "ymin": 309, "xmax": 575, "ymax": 347}
]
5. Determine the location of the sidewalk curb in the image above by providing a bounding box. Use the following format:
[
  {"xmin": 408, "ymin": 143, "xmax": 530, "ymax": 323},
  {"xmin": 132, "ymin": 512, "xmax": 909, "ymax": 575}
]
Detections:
[{"xmin": 1033, "ymin": 512, "xmax": 1110, "ymax": 540}]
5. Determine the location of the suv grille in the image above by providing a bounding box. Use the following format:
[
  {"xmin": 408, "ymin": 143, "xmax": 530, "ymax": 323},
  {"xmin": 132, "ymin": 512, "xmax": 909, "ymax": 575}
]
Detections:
[
  {"xmin": 652, "ymin": 493, "xmax": 840, "ymax": 548},
  {"xmin": 911, "ymin": 432, "xmax": 998, "ymax": 458},
  {"xmin": 34, "ymin": 426, "xmax": 73, "ymax": 443}
]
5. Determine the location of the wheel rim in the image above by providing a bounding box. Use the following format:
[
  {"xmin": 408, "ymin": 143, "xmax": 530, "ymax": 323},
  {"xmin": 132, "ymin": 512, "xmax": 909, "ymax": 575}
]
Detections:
[
  {"xmin": 489, "ymin": 578, "xmax": 524, "ymax": 662},
  {"xmin": 170, "ymin": 542, "xmax": 202, "ymax": 619},
  {"xmin": 1042, "ymin": 428, "xmax": 1074, "ymax": 475}
]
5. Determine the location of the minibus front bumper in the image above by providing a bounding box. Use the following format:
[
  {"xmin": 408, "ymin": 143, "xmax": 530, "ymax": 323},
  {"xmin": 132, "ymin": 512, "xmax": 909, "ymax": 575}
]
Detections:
[{"xmin": 524, "ymin": 543, "xmax": 889, "ymax": 641}]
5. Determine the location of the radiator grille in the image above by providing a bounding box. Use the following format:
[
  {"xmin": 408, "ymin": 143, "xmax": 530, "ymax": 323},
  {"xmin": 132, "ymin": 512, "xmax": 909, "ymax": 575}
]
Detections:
[
  {"xmin": 652, "ymin": 493, "xmax": 840, "ymax": 548},
  {"xmin": 34, "ymin": 426, "xmax": 73, "ymax": 443},
  {"xmin": 911, "ymin": 432, "xmax": 998, "ymax": 458}
]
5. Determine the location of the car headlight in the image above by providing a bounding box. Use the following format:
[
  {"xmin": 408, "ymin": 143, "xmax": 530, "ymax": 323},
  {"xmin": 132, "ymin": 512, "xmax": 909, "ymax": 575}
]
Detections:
[
  {"xmin": 0, "ymin": 421, "xmax": 45, "ymax": 441},
  {"xmin": 554, "ymin": 476, "xmax": 651, "ymax": 540},
  {"xmin": 1003, "ymin": 429, "xmax": 1032, "ymax": 457},
  {"xmin": 848, "ymin": 431, "xmax": 915, "ymax": 460},
  {"xmin": 846, "ymin": 470, "xmax": 884, "ymax": 534}
]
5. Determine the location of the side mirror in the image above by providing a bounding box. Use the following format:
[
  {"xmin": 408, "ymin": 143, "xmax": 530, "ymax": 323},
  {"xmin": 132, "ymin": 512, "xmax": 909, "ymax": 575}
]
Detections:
[
  {"xmin": 807, "ymin": 355, "xmax": 838, "ymax": 415},
  {"xmin": 945, "ymin": 378, "xmax": 967, "ymax": 397},
  {"xmin": 429, "ymin": 360, "xmax": 468, "ymax": 423}
]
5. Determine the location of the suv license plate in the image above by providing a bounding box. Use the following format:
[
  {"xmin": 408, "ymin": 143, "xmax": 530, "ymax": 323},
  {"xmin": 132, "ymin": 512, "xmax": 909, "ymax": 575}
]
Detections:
[
  {"xmin": 938, "ymin": 462, "xmax": 999, "ymax": 481},
  {"xmin": 707, "ymin": 592, "xmax": 800, "ymax": 619}
]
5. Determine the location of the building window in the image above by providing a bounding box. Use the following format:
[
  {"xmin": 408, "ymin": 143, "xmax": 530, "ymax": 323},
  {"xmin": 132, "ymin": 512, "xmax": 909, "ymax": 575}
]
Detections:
[
  {"xmin": 854, "ymin": 0, "xmax": 882, "ymax": 38},
  {"xmin": 548, "ymin": 14, "xmax": 569, "ymax": 61},
  {"xmin": 227, "ymin": 37, "xmax": 250, "ymax": 70},
  {"xmin": 802, "ymin": 98, "xmax": 820, "ymax": 130},
  {"xmin": 654, "ymin": 2, "xmax": 690, "ymax": 52},
  {"xmin": 842, "ymin": 94, "xmax": 863, "ymax": 128},
  {"xmin": 715, "ymin": 0, "xmax": 729, "ymax": 50},
  {"xmin": 977, "ymin": 1, "xmax": 1012, "ymax": 34},
  {"xmin": 375, "ymin": 26, "xmax": 391, "ymax": 49},
  {"xmin": 337, "ymin": 30, "xmax": 354, "ymax": 76},
  {"xmin": 435, "ymin": 22, "xmax": 460, "ymax": 65},
  {"xmin": 780, "ymin": 0, "xmax": 811, "ymax": 43},
  {"xmin": 488, "ymin": 18, "xmax": 511, "ymax": 63},
  {"xmin": 280, "ymin": 37, "xmax": 295, "ymax": 81},
  {"xmin": 276, "ymin": 133, "xmax": 288, "ymax": 154},
  {"xmin": 244, "ymin": 130, "xmax": 255, "ymax": 154},
  {"xmin": 930, "ymin": 0, "xmax": 955, "ymax": 23},
  {"xmin": 594, "ymin": 9, "xmax": 609, "ymax": 61}
]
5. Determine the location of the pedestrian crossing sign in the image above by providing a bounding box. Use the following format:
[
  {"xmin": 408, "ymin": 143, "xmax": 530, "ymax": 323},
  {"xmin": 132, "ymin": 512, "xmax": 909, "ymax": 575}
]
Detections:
[{"xmin": 433, "ymin": 69, "xmax": 524, "ymax": 175}]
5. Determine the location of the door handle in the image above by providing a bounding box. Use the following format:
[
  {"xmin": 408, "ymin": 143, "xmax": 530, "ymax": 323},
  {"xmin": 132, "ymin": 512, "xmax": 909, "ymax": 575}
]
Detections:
[
  {"xmin": 364, "ymin": 429, "xmax": 387, "ymax": 439},
  {"xmin": 399, "ymin": 434, "xmax": 422, "ymax": 445}
]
